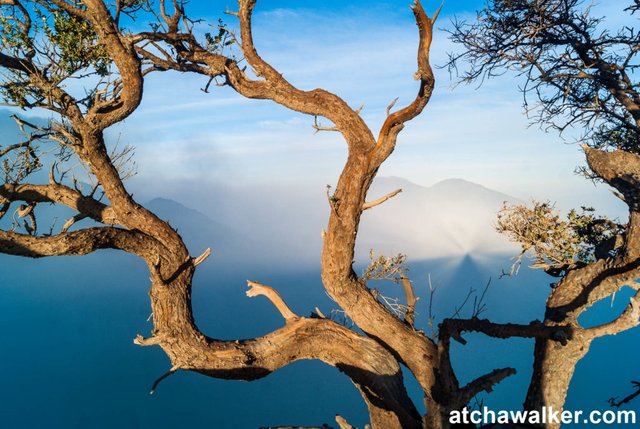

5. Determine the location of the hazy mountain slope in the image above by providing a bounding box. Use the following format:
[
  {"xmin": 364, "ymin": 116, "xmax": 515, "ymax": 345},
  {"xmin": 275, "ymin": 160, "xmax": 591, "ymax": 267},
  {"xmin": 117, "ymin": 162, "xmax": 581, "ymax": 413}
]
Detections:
[
  {"xmin": 357, "ymin": 177, "xmax": 521, "ymax": 260},
  {"xmin": 1, "ymin": 181, "xmax": 637, "ymax": 428},
  {"xmin": 0, "ymin": 175, "xmax": 522, "ymax": 267},
  {"xmin": 146, "ymin": 197, "xmax": 240, "ymax": 250},
  {"xmin": 139, "ymin": 176, "xmax": 521, "ymax": 265},
  {"xmin": 145, "ymin": 197, "xmax": 257, "ymax": 269}
]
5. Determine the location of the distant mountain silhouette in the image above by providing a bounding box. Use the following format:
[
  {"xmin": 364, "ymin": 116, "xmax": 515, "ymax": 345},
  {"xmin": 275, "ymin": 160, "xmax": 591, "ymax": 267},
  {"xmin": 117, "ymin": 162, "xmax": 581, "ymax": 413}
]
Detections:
[
  {"xmin": 357, "ymin": 177, "xmax": 521, "ymax": 260},
  {"xmin": 144, "ymin": 197, "xmax": 251, "ymax": 266},
  {"xmin": 139, "ymin": 177, "xmax": 521, "ymax": 265},
  {"xmin": 0, "ymin": 176, "xmax": 521, "ymax": 266}
]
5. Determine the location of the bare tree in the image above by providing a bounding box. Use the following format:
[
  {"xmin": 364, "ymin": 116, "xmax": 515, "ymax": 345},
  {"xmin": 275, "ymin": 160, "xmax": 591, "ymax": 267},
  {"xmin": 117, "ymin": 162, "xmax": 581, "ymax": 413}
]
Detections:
[
  {"xmin": 448, "ymin": 0, "xmax": 640, "ymax": 426},
  {"xmin": 4, "ymin": 1, "xmax": 628, "ymax": 428},
  {"xmin": 0, "ymin": 1, "xmax": 451, "ymax": 427}
]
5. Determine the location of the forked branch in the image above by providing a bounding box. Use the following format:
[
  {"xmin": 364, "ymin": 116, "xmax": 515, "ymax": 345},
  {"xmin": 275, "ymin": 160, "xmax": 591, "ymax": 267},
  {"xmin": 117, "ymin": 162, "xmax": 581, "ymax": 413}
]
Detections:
[
  {"xmin": 0, "ymin": 183, "xmax": 117, "ymax": 226},
  {"xmin": 586, "ymin": 291, "xmax": 640, "ymax": 339},
  {"xmin": 609, "ymin": 381, "xmax": 640, "ymax": 408},
  {"xmin": 459, "ymin": 367, "xmax": 517, "ymax": 406},
  {"xmin": 246, "ymin": 280, "xmax": 298, "ymax": 322},
  {"xmin": 373, "ymin": 0, "xmax": 440, "ymax": 165},
  {"xmin": 440, "ymin": 318, "xmax": 573, "ymax": 345},
  {"xmin": 400, "ymin": 276, "xmax": 417, "ymax": 327},
  {"xmin": 0, "ymin": 1, "xmax": 443, "ymax": 427},
  {"xmin": 0, "ymin": 227, "xmax": 158, "ymax": 259},
  {"xmin": 335, "ymin": 415, "xmax": 355, "ymax": 429},
  {"xmin": 363, "ymin": 188, "xmax": 402, "ymax": 210}
]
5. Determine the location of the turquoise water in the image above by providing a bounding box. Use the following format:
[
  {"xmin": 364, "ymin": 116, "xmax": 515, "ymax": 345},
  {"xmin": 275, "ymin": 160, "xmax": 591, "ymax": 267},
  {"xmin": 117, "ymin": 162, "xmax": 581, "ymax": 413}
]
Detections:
[{"xmin": 0, "ymin": 252, "xmax": 638, "ymax": 428}]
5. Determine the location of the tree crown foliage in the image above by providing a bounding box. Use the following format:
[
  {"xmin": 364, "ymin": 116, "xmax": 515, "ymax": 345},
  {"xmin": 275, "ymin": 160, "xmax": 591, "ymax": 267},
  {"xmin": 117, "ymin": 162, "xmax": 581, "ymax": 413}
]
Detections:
[
  {"xmin": 497, "ymin": 202, "xmax": 625, "ymax": 276},
  {"xmin": 447, "ymin": 0, "xmax": 640, "ymax": 153}
]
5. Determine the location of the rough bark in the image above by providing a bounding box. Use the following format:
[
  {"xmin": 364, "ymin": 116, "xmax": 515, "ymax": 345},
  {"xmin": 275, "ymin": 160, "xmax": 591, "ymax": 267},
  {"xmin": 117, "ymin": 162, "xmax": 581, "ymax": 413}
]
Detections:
[
  {"xmin": 524, "ymin": 336, "xmax": 591, "ymax": 429},
  {"xmin": 0, "ymin": 182, "xmax": 117, "ymax": 225},
  {"xmin": 521, "ymin": 147, "xmax": 640, "ymax": 426},
  {"xmin": 133, "ymin": 0, "xmax": 453, "ymax": 424},
  {"xmin": 0, "ymin": 1, "xmax": 442, "ymax": 427},
  {"xmin": 145, "ymin": 265, "xmax": 421, "ymax": 429}
]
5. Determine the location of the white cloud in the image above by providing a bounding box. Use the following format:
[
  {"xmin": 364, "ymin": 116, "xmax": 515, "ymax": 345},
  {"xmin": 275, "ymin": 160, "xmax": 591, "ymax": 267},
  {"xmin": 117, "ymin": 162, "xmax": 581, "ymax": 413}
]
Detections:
[{"xmin": 3, "ymin": 1, "xmax": 627, "ymax": 220}]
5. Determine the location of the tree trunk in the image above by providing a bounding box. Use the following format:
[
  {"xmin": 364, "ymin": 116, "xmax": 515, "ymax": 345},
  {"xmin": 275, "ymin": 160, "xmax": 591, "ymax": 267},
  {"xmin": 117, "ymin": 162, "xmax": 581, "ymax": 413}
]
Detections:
[
  {"xmin": 142, "ymin": 258, "xmax": 420, "ymax": 429},
  {"xmin": 425, "ymin": 401, "xmax": 455, "ymax": 429},
  {"xmin": 524, "ymin": 335, "xmax": 591, "ymax": 429}
]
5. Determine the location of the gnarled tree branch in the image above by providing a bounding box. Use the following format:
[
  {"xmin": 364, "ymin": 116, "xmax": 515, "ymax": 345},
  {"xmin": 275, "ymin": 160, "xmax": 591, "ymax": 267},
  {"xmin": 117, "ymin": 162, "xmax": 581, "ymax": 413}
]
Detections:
[
  {"xmin": 0, "ymin": 227, "xmax": 157, "ymax": 259},
  {"xmin": 440, "ymin": 318, "xmax": 574, "ymax": 345},
  {"xmin": 362, "ymin": 188, "xmax": 402, "ymax": 211},
  {"xmin": 458, "ymin": 367, "xmax": 517, "ymax": 407},
  {"xmin": 246, "ymin": 280, "xmax": 298, "ymax": 322},
  {"xmin": 586, "ymin": 291, "xmax": 640, "ymax": 339},
  {"xmin": 0, "ymin": 182, "xmax": 117, "ymax": 226}
]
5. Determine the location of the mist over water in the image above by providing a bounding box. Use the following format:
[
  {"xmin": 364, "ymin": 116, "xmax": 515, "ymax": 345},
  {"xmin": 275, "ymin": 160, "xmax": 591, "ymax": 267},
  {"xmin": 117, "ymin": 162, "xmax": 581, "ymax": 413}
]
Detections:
[{"xmin": 1, "ymin": 179, "xmax": 637, "ymax": 427}]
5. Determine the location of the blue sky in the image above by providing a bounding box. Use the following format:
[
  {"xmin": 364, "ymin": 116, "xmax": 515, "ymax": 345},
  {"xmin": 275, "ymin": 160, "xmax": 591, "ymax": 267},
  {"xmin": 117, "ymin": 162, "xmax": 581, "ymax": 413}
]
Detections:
[
  {"xmin": 2, "ymin": 4, "xmax": 638, "ymax": 424},
  {"xmin": 184, "ymin": 0, "xmax": 486, "ymax": 17},
  {"xmin": 101, "ymin": 0, "xmax": 628, "ymax": 219}
]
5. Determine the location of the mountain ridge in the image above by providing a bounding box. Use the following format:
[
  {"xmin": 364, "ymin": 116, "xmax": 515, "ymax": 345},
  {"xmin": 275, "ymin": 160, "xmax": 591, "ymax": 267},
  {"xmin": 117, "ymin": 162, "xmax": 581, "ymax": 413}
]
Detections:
[
  {"xmin": 357, "ymin": 176, "xmax": 520, "ymax": 260},
  {"xmin": 142, "ymin": 176, "xmax": 521, "ymax": 265}
]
